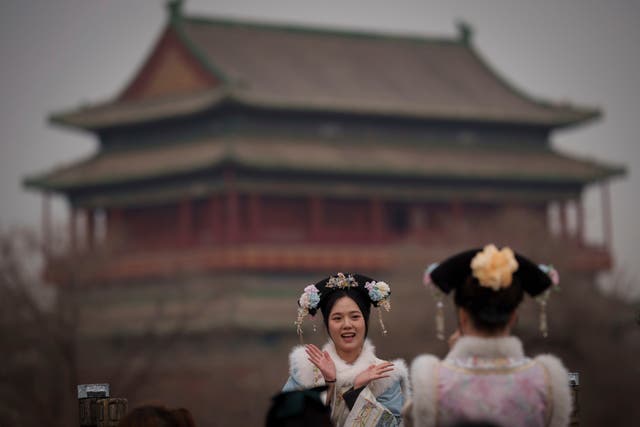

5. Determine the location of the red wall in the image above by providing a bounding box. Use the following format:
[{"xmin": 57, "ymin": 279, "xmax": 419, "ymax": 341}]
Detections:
[
  {"xmin": 106, "ymin": 196, "xmax": 548, "ymax": 250},
  {"xmin": 120, "ymin": 204, "xmax": 180, "ymax": 250},
  {"xmin": 260, "ymin": 196, "xmax": 309, "ymax": 242}
]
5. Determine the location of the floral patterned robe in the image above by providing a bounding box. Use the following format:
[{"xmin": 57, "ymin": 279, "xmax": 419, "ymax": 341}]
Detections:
[
  {"xmin": 403, "ymin": 336, "xmax": 572, "ymax": 427},
  {"xmin": 284, "ymin": 339, "xmax": 409, "ymax": 426}
]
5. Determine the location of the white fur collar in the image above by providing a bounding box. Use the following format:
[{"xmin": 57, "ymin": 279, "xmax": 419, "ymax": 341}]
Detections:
[
  {"xmin": 409, "ymin": 338, "xmax": 571, "ymax": 427},
  {"xmin": 445, "ymin": 336, "xmax": 525, "ymax": 360},
  {"xmin": 289, "ymin": 339, "xmax": 408, "ymax": 397}
]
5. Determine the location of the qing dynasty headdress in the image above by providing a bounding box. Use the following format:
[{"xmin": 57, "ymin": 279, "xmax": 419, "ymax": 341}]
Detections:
[
  {"xmin": 423, "ymin": 244, "xmax": 559, "ymax": 339},
  {"xmin": 295, "ymin": 272, "xmax": 392, "ymax": 340}
]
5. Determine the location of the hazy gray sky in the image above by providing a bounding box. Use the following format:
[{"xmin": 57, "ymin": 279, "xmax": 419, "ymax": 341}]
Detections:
[{"xmin": 1, "ymin": 0, "xmax": 638, "ymax": 291}]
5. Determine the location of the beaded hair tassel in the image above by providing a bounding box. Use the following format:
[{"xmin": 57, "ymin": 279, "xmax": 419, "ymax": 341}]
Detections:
[
  {"xmin": 537, "ymin": 264, "xmax": 560, "ymax": 338},
  {"xmin": 536, "ymin": 290, "xmax": 550, "ymax": 338},
  {"xmin": 295, "ymin": 307, "xmax": 308, "ymax": 343},
  {"xmin": 295, "ymin": 284, "xmax": 322, "ymax": 343},
  {"xmin": 423, "ymin": 263, "xmax": 446, "ymax": 340},
  {"xmin": 433, "ymin": 288, "xmax": 446, "ymax": 341}
]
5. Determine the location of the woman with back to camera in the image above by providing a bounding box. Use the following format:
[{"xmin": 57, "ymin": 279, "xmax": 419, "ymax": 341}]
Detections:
[
  {"xmin": 283, "ymin": 272, "xmax": 409, "ymax": 426},
  {"xmin": 403, "ymin": 244, "xmax": 571, "ymax": 427}
]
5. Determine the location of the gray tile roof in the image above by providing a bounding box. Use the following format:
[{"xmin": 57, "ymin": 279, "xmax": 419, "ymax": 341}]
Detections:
[
  {"xmin": 52, "ymin": 16, "xmax": 598, "ymax": 129},
  {"xmin": 25, "ymin": 136, "xmax": 623, "ymax": 192}
]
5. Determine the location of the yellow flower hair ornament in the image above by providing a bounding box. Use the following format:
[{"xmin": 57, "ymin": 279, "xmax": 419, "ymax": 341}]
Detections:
[{"xmin": 470, "ymin": 244, "xmax": 519, "ymax": 291}]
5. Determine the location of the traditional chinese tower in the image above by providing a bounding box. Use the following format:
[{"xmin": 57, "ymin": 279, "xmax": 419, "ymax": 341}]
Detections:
[{"xmin": 26, "ymin": 1, "xmax": 624, "ymax": 284}]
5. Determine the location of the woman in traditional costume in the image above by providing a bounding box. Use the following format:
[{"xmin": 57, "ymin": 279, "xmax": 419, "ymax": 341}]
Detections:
[
  {"xmin": 283, "ymin": 273, "xmax": 409, "ymax": 426},
  {"xmin": 404, "ymin": 244, "xmax": 571, "ymax": 427}
]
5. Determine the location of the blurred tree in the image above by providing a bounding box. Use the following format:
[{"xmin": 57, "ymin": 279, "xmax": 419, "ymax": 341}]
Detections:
[
  {"xmin": 0, "ymin": 229, "xmax": 78, "ymax": 427},
  {"xmin": 0, "ymin": 229, "xmax": 208, "ymax": 426}
]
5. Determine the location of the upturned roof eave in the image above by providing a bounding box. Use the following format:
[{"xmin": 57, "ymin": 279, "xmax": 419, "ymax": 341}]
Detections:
[
  {"xmin": 47, "ymin": 12, "xmax": 234, "ymax": 133},
  {"xmin": 583, "ymin": 164, "xmax": 627, "ymax": 183},
  {"xmin": 466, "ymin": 44, "xmax": 603, "ymax": 129},
  {"xmin": 48, "ymin": 88, "xmax": 600, "ymax": 132},
  {"xmin": 47, "ymin": 87, "xmax": 231, "ymax": 131},
  {"xmin": 24, "ymin": 153, "xmax": 622, "ymax": 194},
  {"xmin": 232, "ymin": 92, "xmax": 601, "ymax": 128}
]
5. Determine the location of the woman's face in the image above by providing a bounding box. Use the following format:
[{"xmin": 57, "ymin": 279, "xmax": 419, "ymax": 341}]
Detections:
[{"xmin": 327, "ymin": 296, "xmax": 366, "ymax": 354}]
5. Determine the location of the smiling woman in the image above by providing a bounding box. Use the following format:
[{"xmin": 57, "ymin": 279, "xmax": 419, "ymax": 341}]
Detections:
[
  {"xmin": 326, "ymin": 297, "xmax": 367, "ymax": 358},
  {"xmin": 282, "ymin": 273, "xmax": 409, "ymax": 427}
]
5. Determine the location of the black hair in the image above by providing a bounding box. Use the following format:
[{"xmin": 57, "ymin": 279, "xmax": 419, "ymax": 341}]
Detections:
[
  {"xmin": 265, "ymin": 387, "xmax": 332, "ymax": 427},
  {"xmin": 453, "ymin": 275, "xmax": 524, "ymax": 333},
  {"xmin": 319, "ymin": 289, "xmax": 371, "ymax": 337}
]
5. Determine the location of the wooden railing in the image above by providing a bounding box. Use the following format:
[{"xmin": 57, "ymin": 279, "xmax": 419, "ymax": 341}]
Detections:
[{"xmin": 44, "ymin": 240, "xmax": 611, "ymax": 285}]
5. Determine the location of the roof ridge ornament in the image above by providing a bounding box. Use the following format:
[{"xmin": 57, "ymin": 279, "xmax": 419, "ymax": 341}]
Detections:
[
  {"xmin": 167, "ymin": 0, "xmax": 184, "ymax": 22},
  {"xmin": 456, "ymin": 20, "xmax": 474, "ymax": 46}
]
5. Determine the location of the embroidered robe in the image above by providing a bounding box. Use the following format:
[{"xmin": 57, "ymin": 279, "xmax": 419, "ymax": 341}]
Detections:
[
  {"xmin": 404, "ymin": 336, "xmax": 572, "ymax": 427},
  {"xmin": 284, "ymin": 339, "xmax": 409, "ymax": 427}
]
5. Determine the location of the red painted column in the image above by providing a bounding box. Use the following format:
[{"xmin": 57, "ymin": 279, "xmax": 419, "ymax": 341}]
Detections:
[
  {"xmin": 248, "ymin": 194, "xmax": 261, "ymax": 241},
  {"xmin": 109, "ymin": 207, "xmax": 124, "ymax": 242},
  {"xmin": 371, "ymin": 198, "xmax": 384, "ymax": 242},
  {"xmin": 69, "ymin": 205, "xmax": 78, "ymax": 253},
  {"xmin": 410, "ymin": 204, "xmax": 424, "ymax": 234},
  {"xmin": 309, "ymin": 196, "xmax": 323, "ymax": 242},
  {"xmin": 209, "ymin": 196, "xmax": 220, "ymax": 242},
  {"xmin": 86, "ymin": 208, "xmax": 95, "ymax": 250},
  {"xmin": 225, "ymin": 168, "xmax": 239, "ymax": 243},
  {"xmin": 575, "ymin": 198, "xmax": 584, "ymax": 245},
  {"xmin": 178, "ymin": 199, "xmax": 193, "ymax": 247},
  {"xmin": 548, "ymin": 202, "xmax": 560, "ymax": 237},
  {"xmin": 451, "ymin": 200, "xmax": 464, "ymax": 223},
  {"xmin": 559, "ymin": 201, "xmax": 568, "ymax": 240}
]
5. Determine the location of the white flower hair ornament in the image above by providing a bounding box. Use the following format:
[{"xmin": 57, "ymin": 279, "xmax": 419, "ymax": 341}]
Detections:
[
  {"xmin": 538, "ymin": 264, "xmax": 560, "ymax": 286},
  {"xmin": 365, "ymin": 280, "xmax": 392, "ymax": 335},
  {"xmin": 422, "ymin": 262, "xmax": 439, "ymax": 287},
  {"xmin": 295, "ymin": 284, "xmax": 321, "ymax": 337},
  {"xmin": 365, "ymin": 281, "xmax": 391, "ymax": 311}
]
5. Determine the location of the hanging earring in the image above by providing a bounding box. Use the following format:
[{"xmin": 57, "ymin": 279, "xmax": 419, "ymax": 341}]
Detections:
[
  {"xmin": 377, "ymin": 308, "xmax": 388, "ymax": 336},
  {"xmin": 536, "ymin": 289, "xmax": 551, "ymax": 338},
  {"xmin": 424, "ymin": 263, "xmax": 445, "ymax": 340},
  {"xmin": 431, "ymin": 287, "xmax": 446, "ymax": 341},
  {"xmin": 295, "ymin": 307, "xmax": 307, "ymax": 343}
]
